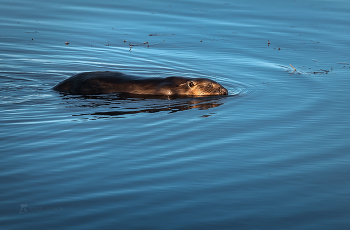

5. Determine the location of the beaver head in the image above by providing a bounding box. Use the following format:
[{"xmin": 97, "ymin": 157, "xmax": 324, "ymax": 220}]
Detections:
[
  {"xmin": 185, "ymin": 78, "xmax": 228, "ymax": 96},
  {"xmin": 165, "ymin": 77, "xmax": 228, "ymax": 96}
]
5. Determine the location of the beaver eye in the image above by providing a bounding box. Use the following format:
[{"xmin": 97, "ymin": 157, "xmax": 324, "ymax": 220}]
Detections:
[
  {"xmin": 207, "ymin": 83, "xmax": 213, "ymax": 88},
  {"xmin": 188, "ymin": 81, "xmax": 195, "ymax": 88}
]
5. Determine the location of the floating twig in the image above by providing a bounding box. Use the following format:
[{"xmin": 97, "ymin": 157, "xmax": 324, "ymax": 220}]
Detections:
[{"xmin": 289, "ymin": 64, "xmax": 297, "ymax": 72}]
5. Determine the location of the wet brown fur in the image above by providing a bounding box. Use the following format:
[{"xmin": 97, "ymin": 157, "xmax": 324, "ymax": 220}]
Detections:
[{"xmin": 53, "ymin": 71, "xmax": 228, "ymax": 96}]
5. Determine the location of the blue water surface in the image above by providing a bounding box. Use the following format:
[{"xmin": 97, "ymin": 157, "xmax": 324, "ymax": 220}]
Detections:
[{"xmin": 1, "ymin": 0, "xmax": 350, "ymax": 229}]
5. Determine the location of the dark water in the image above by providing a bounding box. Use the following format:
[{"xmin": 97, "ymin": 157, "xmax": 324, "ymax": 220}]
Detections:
[{"xmin": 1, "ymin": 0, "xmax": 350, "ymax": 229}]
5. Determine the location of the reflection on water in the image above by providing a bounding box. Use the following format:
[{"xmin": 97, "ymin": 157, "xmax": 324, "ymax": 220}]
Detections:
[{"xmin": 58, "ymin": 93, "xmax": 229, "ymax": 119}]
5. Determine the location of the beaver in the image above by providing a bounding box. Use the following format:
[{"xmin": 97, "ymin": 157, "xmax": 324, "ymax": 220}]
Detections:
[{"xmin": 53, "ymin": 71, "xmax": 228, "ymax": 96}]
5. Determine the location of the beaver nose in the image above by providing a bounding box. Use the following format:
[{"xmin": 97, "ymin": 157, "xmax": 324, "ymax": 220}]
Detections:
[{"xmin": 221, "ymin": 87, "xmax": 228, "ymax": 95}]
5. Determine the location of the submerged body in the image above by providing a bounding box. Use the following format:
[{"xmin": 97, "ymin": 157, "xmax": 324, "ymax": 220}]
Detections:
[{"xmin": 53, "ymin": 71, "xmax": 228, "ymax": 96}]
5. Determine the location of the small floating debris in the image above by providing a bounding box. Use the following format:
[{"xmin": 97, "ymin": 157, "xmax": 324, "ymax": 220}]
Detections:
[
  {"xmin": 129, "ymin": 43, "xmax": 139, "ymax": 51},
  {"xmin": 268, "ymin": 40, "xmax": 270, "ymax": 46},
  {"xmin": 289, "ymin": 64, "xmax": 297, "ymax": 72},
  {"xmin": 149, "ymin": 33, "xmax": 175, "ymax": 36},
  {"xmin": 312, "ymin": 69, "xmax": 330, "ymax": 74},
  {"xmin": 65, "ymin": 42, "xmax": 70, "ymax": 45},
  {"xmin": 143, "ymin": 41, "xmax": 150, "ymax": 47}
]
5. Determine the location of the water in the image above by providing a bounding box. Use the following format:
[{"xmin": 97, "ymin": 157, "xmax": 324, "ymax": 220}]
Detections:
[{"xmin": 1, "ymin": 0, "xmax": 350, "ymax": 229}]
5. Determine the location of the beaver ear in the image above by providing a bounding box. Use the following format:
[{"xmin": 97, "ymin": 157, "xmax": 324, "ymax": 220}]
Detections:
[{"xmin": 187, "ymin": 81, "xmax": 195, "ymax": 88}]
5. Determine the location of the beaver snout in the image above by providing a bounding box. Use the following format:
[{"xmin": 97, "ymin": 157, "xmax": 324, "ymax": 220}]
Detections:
[{"xmin": 221, "ymin": 87, "xmax": 228, "ymax": 95}]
